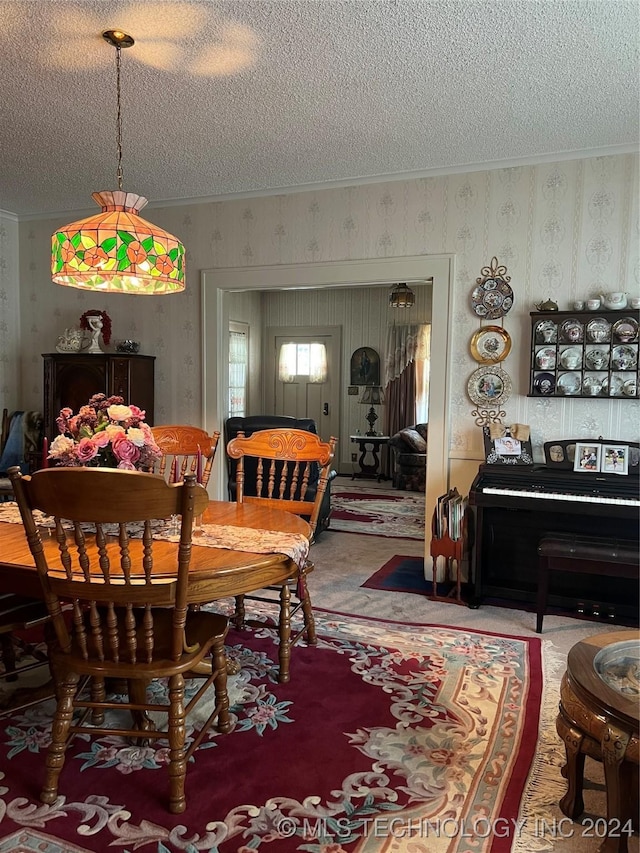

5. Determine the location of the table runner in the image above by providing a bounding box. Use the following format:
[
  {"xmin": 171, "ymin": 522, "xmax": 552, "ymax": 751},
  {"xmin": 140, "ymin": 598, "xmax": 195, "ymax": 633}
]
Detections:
[{"xmin": 0, "ymin": 504, "xmax": 309, "ymax": 568}]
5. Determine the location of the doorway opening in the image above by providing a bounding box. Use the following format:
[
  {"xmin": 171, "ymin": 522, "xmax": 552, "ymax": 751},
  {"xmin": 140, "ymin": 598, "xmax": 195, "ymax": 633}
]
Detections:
[{"xmin": 201, "ymin": 254, "xmax": 454, "ymax": 570}]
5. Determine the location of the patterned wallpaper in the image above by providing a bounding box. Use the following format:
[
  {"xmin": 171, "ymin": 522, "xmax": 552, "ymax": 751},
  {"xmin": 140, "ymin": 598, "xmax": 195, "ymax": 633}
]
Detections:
[{"xmin": 1, "ymin": 153, "xmax": 638, "ymax": 468}]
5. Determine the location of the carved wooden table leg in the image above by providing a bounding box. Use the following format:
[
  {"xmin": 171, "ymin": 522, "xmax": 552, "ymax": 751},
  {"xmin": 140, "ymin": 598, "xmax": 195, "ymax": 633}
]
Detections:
[
  {"xmin": 599, "ymin": 723, "xmax": 632, "ymax": 853},
  {"xmin": 556, "ymin": 710, "xmax": 586, "ymax": 819},
  {"xmin": 128, "ymin": 678, "xmax": 155, "ymax": 746}
]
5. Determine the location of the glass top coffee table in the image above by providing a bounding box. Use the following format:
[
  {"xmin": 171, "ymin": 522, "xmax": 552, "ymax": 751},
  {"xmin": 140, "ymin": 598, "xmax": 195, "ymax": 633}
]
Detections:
[{"xmin": 557, "ymin": 630, "xmax": 639, "ymax": 853}]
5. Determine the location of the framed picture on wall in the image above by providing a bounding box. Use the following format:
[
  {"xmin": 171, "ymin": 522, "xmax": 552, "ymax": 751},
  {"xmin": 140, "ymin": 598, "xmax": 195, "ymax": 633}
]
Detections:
[{"xmin": 350, "ymin": 347, "xmax": 380, "ymax": 386}]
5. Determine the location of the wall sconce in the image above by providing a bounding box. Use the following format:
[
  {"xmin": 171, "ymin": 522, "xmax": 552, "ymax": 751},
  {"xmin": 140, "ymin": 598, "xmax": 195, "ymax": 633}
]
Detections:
[{"xmin": 359, "ymin": 386, "xmax": 385, "ymax": 435}]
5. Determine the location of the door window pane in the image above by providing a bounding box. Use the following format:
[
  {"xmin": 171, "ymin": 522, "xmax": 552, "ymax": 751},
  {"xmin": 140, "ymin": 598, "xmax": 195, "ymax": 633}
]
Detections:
[
  {"xmin": 229, "ymin": 322, "xmax": 249, "ymax": 416},
  {"xmin": 278, "ymin": 342, "xmax": 327, "ymax": 383}
]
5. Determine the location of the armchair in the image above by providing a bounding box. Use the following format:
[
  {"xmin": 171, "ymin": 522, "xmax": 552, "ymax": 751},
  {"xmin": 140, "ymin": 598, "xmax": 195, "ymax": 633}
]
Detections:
[
  {"xmin": 388, "ymin": 423, "xmax": 428, "ymax": 492},
  {"xmin": 224, "ymin": 416, "xmax": 337, "ymax": 536}
]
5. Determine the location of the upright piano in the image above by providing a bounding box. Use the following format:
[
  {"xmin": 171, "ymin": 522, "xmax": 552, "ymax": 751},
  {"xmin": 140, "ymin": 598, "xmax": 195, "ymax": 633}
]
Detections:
[{"xmin": 469, "ymin": 463, "xmax": 640, "ymax": 621}]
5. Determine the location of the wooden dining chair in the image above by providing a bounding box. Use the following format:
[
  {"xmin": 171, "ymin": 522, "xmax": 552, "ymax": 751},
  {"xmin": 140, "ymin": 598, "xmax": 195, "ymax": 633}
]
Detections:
[
  {"xmin": 226, "ymin": 428, "xmax": 337, "ymax": 683},
  {"xmin": 8, "ymin": 465, "xmax": 230, "ymax": 815},
  {"xmin": 150, "ymin": 425, "xmax": 220, "ymax": 487}
]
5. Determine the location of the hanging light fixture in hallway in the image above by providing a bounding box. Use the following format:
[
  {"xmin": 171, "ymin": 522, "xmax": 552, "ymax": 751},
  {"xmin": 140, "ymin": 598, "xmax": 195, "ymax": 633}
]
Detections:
[
  {"xmin": 51, "ymin": 30, "xmax": 186, "ymax": 294},
  {"xmin": 388, "ymin": 282, "xmax": 415, "ymax": 308}
]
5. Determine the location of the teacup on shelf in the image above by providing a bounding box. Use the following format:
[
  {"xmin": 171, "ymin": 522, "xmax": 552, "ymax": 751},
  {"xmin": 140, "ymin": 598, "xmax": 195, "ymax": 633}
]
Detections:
[
  {"xmin": 563, "ymin": 355, "xmax": 581, "ymax": 369},
  {"xmin": 583, "ymin": 377, "xmax": 602, "ymax": 395}
]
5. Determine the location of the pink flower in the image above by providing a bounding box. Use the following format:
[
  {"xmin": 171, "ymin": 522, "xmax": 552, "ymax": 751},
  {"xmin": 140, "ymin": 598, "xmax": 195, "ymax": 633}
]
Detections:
[
  {"xmin": 111, "ymin": 434, "xmax": 141, "ymax": 467},
  {"xmin": 92, "ymin": 431, "xmax": 110, "ymax": 449},
  {"xmin": 75, "ymin": 437, "xmax": 99, "ymax": 463}
]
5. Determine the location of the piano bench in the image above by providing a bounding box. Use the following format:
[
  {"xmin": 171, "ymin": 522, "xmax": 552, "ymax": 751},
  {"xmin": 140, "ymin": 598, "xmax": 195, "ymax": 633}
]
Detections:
[{"xmin": 536, "ymin": 534, "xmax": 640, "ymax": 633}]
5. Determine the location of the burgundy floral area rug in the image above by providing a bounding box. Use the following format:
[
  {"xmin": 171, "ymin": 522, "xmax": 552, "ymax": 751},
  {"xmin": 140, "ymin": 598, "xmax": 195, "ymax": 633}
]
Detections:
[
  {"xmin": 330, "ymin": 487, "xmax": 425, "ymax": 539},
  {"xmin": 0, "ymin": 605, "xmax": 544, "ymax": 853}
]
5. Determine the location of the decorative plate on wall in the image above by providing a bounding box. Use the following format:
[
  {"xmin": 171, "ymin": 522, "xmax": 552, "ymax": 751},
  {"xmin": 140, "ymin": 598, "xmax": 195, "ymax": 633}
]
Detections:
[
  {"xmin": 467, "ymin": 365, "xmax": 512, "ymax": 407},
  {"xmin": 470, "ymin": 278, "xmax": 514, "ymax": 320},
  {"xmin": 470, "ymin": 256, "xmax": 514, "ymax": 320},
  {"xmin": 469, "ymin": 326, "xmax": 512, "ymax": 363}
]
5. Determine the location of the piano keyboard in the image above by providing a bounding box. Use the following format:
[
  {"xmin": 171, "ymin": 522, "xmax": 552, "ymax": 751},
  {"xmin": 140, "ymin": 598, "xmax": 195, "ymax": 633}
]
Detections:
[{"xmin": 483, "ymin": 486, "xmax": 640, "ymax": 507}]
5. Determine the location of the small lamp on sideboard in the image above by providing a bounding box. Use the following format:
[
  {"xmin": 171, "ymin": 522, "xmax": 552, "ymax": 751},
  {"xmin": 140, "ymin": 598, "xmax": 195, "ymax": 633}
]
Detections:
[{"xmin": 359, "ymin": 386, "xmax": 385, "ymax": 435}]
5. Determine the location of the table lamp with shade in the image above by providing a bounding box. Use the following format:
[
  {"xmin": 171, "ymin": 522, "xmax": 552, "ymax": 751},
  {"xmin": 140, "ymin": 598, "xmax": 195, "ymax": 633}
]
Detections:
[{"xmin": 359, "ymin": 386, "xmax": 385, "ymax": 435}]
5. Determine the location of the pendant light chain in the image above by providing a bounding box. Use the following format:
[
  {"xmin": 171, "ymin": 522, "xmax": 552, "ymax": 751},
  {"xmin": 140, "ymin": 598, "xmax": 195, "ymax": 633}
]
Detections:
[{"xmin": 115, "ymin": 44, "xmax": 124, "ymax": 191}]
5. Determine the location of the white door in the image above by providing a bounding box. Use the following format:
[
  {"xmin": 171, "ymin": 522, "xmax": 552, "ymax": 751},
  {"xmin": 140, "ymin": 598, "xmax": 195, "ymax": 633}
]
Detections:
[{"xmin": 266, "ymin": 326, "xmax": 341, "ymax": 443}]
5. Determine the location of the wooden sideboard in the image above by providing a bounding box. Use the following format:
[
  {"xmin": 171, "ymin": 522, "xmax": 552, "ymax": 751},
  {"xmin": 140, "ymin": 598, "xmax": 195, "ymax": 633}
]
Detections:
[{"xmin": 42, "ymin": 353, "xmax": 155, "ymax": 440}]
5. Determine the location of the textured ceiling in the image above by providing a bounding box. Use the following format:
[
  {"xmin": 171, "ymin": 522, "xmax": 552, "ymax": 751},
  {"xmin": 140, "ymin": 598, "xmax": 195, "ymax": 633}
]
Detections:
[{"xmin": 1, "ymin": 0, "xmax": 638, "ymax": 218}]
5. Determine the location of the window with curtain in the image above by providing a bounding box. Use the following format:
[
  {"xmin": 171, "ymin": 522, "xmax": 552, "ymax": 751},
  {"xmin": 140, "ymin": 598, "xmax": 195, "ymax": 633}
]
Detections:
[
  {"xmin": 229, "ymin": 322, "xmax": 249, "ymax": 416},
  {"xmin": 278, "ymin": 342, "xmax": 327, "ymax": 383}
]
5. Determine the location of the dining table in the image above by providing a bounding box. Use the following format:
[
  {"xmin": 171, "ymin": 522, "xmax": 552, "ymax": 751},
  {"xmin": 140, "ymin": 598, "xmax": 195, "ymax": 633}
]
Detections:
[{"xmin": 0, "ymin": 500, "xmax": 311, "ymax": 602}]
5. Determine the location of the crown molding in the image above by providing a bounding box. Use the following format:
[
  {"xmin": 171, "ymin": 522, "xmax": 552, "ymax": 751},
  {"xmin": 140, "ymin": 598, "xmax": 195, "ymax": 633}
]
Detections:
[{"xmin": 14, "ymin": 144, "xmax": 639, "ymax": 222}]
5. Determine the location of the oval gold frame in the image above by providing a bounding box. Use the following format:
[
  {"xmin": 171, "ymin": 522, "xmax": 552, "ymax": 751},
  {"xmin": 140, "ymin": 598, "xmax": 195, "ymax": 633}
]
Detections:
[{"xmin": 469, "ymin": 326, "xmax": 512, "ymax": 364}]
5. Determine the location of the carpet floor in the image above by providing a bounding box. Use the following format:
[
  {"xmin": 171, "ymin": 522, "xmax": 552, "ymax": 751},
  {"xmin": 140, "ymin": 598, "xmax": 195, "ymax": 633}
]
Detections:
[
  {"xmin": 330, "ymin": 481, "xmax": 425, "ymax": 539},
  {"xmin": 1, "ymin": 517, "xmax": 637, "ymax": 853},
  {"xmin": 361, "ymin": 555, "xmax": 640, "ymax": 627},
  {"xmin": 0, "ymin": 603, "xmax": 544, "ymax": 853}
]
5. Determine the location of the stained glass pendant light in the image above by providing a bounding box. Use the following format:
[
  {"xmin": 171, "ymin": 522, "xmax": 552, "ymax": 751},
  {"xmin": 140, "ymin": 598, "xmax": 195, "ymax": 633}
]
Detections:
[
  {"xmin": 51, "ymin": 31, "xmax": 185, "ymax": 294},
  {"xmin": 389, "ymin": 282, "xmax": 416, "ymax": 308}
]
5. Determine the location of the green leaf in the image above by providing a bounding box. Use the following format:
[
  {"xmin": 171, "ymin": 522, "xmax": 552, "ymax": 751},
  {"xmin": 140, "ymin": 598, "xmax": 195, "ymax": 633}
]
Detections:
[
  {"xmin": 101, "ymin": 237, "xmax": 117, "ymax": 253},
  {"xmin": 118, "ymin": 230, "xmax": 135, "ymax": 245}
]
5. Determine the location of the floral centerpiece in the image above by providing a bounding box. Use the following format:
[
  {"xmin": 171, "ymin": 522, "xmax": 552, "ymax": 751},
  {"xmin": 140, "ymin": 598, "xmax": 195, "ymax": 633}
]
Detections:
[{"xmin": 49, "ymin": 393, "xmax": 161, "ymax": 470}]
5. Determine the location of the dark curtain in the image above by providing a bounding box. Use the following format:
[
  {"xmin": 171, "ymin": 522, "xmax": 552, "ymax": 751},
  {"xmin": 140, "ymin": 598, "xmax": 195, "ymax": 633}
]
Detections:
[{"xmin": 384, "ymin": 361, "xmax": 416, "ymax": 437}]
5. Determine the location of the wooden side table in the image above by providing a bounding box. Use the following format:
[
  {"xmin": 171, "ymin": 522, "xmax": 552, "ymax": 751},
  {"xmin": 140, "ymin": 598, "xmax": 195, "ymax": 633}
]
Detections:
[
  {"xmin": 556, "ymin": 630, "xmax": 640, "ymax": 853},
  {"xmin": 350, "ymin": 435, "xmax": 389, "ymax": 481}
]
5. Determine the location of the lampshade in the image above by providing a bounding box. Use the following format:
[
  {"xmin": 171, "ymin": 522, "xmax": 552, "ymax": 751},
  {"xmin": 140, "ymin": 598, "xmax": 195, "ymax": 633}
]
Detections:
[
  {"xmin": 389, "ymin": 282, "xmax": 415, "ymax": 308},
  {"xmin": 359, "ymin": 386, "xmax": 385, "ymax": 405},
  {"xmin": 51, "ymin": 31, "xmax": 185, "ymax": 295},
  {"xmin": 359, "ymin": 386, "xmax": 385, "ymax": 435}
]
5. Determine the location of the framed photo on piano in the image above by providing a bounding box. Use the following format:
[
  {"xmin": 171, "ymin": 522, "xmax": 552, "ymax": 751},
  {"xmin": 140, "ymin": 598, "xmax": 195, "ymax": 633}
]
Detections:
[
  {"xmin": 482, "ymin": 426, "xmax": 534, "ymax": 465},
  {"xmin": 602, "ymin": 444, "xmax": 629, "ymax": 475},
  {"xmin": 573, "ymin": 442, "xmax": 602, "ymax": 473}
]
